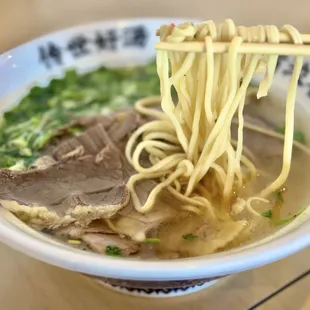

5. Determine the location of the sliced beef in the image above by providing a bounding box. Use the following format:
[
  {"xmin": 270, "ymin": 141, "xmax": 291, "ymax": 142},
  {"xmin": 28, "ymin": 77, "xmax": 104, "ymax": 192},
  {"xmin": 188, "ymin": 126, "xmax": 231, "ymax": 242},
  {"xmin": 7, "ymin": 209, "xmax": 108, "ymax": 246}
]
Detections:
[
  {"xmin": 107, "ymin": 111, "xmax": 142, "ymax": 143},
  {"xmin": 113, "ymin": 204, "xmax": 176, "ymax": 242},
  {"xmin": 0, "ymin": 153, "xmax": 129, "ymax": 228},
  {"xmin": 54, "ymin": 219, "xmax": 115, "ymax": 239},
  {"xmin": 0, "ymin": 153, "xmax": 124, "ymax": 208},
  {"xmin": 60, "ymin": 146, "xmax": 85, "ymax": 161},
  {"xmin": 53, "ymin": 123, "xmax": 114, "ymax": 160},
  {"xmin": 0, "ymin": 107, "xmax": 159, "ymax": 232},
  {"xmin": 53, "ymin": 110, "xmax": 143, "ymax": 160},
  {"xmin": 55, "ymin": 114, "xmax": 114, "ymax": 136},
  {"xmin": 53, "ymin": 219, "xmax": 140, "ymax": 256},
  {"xmin": 82, "ymin": 233, "xmax": 139, "ymax": 256},
  {"xmin": 0, "ymin": 109, "xmax": 159, "ymax": 230},
  {"xmin": 31, "ymin": 155, "xmax": 57, "ymax": 170},
  {"xmin": 55, "ymin": 108, "xmax": 145, "ymax": 136},
  {"xmin": 0, "ymin": 121, "xmax": 131, "ymax": 229}
]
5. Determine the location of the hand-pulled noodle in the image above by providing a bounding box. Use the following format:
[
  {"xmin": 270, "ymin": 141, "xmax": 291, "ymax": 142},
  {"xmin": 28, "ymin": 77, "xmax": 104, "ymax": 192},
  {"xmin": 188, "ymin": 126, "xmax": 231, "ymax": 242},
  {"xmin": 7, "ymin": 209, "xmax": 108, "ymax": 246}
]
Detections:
[{"xmin": 126, "ymin": 19, "xmax": 304, "ymax": 225}]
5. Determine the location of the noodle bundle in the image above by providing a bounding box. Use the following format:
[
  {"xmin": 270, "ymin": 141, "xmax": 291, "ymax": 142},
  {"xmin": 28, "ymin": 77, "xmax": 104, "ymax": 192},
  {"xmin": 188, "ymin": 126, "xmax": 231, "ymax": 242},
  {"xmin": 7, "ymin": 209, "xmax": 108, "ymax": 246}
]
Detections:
[{"xmin": 126, "ymin": 19, "xmax": 303, "ymax": 222}]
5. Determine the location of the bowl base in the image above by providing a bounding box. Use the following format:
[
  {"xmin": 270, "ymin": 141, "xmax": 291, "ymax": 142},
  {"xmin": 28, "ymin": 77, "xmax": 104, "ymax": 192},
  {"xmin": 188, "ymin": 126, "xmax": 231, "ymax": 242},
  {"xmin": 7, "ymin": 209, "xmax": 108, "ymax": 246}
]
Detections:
[{"xmin": 96, "ymin": 280, "xmax": 217, "ymax": 298}]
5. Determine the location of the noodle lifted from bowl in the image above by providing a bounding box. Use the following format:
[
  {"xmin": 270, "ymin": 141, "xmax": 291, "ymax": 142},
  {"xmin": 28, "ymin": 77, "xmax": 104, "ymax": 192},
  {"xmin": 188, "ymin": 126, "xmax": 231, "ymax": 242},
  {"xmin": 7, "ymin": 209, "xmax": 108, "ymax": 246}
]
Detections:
[{"xmin": 126, "ymin": 19, "xmax": 303, "ymax": 222}]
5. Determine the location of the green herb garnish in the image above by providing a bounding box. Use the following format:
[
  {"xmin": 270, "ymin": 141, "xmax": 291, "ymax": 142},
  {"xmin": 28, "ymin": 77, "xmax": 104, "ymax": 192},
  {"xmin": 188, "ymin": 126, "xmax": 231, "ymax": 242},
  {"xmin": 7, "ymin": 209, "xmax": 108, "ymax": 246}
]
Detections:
[
  {"xmin": 144, "ymin": 238, "xmax": 161, "ymax": 243},
  {"xmin": 182, "ymin": 233, "xmax": 198, "ymax": 240},
  {"xmin": 275, "ymin": 191, "xmax": 284, "ymax": 202},
  {"xmin": 261, "ymin": 206, "xmax": 306, "ymax": 225},
  {"xmin": 277, "ymin": 127, "xmax": 306, "ymax": 144},
  {"xmin": 261, "ymin": 209, "xmax": 273, "ymax": 218},
  {"xmin": 0, "ymin": 61, "xmax": 159, "ymax": 170},
  {"xmin": 275, "ymin": 206, "xmax": 306, "ymax": 226},
  {"xmin": 105, "ymin": 245, "xmax": 122, "ymax": 256}
]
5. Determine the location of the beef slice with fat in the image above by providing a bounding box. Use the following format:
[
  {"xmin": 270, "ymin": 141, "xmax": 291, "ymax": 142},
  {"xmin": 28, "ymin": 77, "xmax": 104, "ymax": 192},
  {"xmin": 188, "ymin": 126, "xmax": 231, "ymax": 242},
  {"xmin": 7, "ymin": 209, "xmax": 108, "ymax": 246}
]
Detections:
[{"xmin": 0, "ymin": 132, "xmax": 130, "ymax": 229}]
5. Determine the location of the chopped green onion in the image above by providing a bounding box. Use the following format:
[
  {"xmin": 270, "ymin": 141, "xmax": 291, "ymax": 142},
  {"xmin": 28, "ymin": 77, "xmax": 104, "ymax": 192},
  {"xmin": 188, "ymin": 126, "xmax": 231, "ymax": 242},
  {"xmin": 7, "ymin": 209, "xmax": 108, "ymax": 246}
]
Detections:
[
  {"xmin": 105, "ymin": 245, "xmax": 122, "ymax": 256},
  {"xmin": 144, "ymin": 238, "xmax": 161, "ymax": 243},
  {"xmin": 275, "ymin": 206, "xmax": 306, "ymax": 226},
  {"xmin": 182, "ymin": 233, "xmax": 198, "ymax": 240},
  {"xmin": 0, "ymin": 61, "xmax": 159, "ymax": 169},
  {"xmin": 261, "ymin": 206, "xmax": 306, "ymax": 225},
  {"xmin": 261, "ymin": 210, "xmax": 272, "ymax": 218},
  {"xmin": 67, "ymin": 239, "xmax": 81, "ymax": 245}
]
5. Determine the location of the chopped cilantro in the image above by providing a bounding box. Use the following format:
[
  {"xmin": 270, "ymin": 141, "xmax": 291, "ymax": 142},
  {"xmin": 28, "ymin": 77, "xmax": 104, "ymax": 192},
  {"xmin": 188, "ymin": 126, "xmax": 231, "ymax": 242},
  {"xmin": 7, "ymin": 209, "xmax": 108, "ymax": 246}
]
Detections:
[
  {"xmin": 261, "ymin": 206, "xmax": 306, "ymax": 225},
  {"xmin": 105, "ymin": 245, "xmax": 122, "ymax": 256},
  {"xmin": 182, "ymin": 233, "xmax": 198, "ymax": 240},
  {"xmin": 0, "ymin": 61, "xmax": 159, "ymax": 170},
  {"xmin": 261, "ymin": 209, "xmax": 272, "ymax": 218},
  {"xmin": 144, "ymin": 238, "xmax": 161, "ymax": 243},
  {"xmin": 275, "ymin": 206, "xmax": 306, "ymax": 226}
]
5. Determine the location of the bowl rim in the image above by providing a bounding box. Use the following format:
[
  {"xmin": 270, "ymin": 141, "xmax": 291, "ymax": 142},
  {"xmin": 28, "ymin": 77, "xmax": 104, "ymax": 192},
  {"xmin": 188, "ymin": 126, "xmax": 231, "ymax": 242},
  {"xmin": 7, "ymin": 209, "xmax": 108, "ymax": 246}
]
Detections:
[
  {"xmin": 0, "ymin": 18, "xmax": 310, "ymax": 281},
  {"xmin": 1, "ymin": 17, "xmax": 194, "ymax": 55}
]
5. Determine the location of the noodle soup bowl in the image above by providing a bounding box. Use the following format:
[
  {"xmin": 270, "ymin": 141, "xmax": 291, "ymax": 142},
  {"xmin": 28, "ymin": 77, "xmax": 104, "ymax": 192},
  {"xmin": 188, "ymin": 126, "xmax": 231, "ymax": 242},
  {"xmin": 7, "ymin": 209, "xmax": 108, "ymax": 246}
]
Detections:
[{"xmin": 1, "ymin": 18, "xmax": 310, "ymax": 298}]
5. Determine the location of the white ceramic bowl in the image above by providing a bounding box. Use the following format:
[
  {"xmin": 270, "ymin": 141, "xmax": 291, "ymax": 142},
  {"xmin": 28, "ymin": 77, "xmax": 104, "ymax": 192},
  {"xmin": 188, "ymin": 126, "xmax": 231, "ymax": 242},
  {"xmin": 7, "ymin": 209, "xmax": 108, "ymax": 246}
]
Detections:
[{"xmin": 1, "ymin": 18, "xmax": 310, "ymax": 297}]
